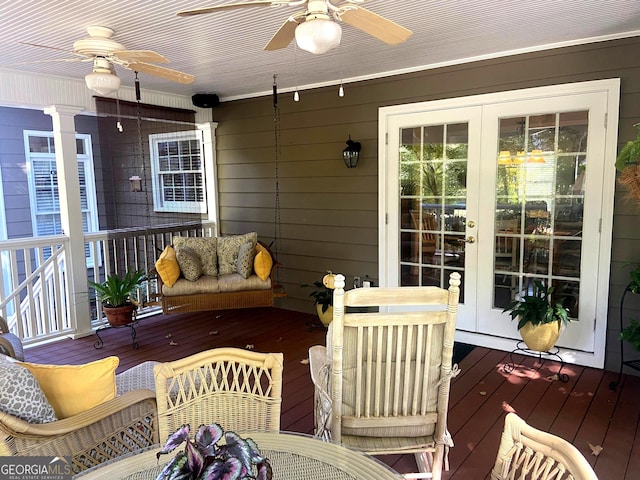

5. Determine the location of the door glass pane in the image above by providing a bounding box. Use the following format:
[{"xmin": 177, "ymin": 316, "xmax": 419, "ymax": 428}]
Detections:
[
  {"xmin": 399, "ymin": 122, "xmax": 468, "ymax": 292},
  {"xmin": 493, "ymin": 111, "xmax": 587, "ymax": 316}
]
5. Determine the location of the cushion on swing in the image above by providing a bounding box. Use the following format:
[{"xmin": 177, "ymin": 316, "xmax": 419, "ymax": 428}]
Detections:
[
  {"xmin": 254, "ymin": 243, "xmax": 273, "ymax": 281},
  {"xmin": 156, "ymin": 245, "xmax": 181, "ymax": 287},
  {"xmin": 217, "ymin": 232, "xmax": 258, "ymax": 276},
  {"xmin": 236, "ymin": 242, "xmax": 256, "ymax": 279},
  {"xmin": 172, "ymin": 236, "xmax": 218, "ymax": 276}
]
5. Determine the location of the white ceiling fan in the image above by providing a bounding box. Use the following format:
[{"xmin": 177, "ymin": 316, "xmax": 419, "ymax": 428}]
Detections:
[
  {"xmin": 19, "ymin": 26, "xmax": 195, "ymax": 95},
  {"xmin": 177, "ymin": 0, "xmax": 412, "ymax": 54}
]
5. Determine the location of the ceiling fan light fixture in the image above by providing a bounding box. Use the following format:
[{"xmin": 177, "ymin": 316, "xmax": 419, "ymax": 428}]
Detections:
[
  {"xmin": 295, "ymin": 17, "xmax": 342, "ymax": 54},
  {"xmin": 85, "ymin": 70, "xmax": 121, "ymax": 95}
]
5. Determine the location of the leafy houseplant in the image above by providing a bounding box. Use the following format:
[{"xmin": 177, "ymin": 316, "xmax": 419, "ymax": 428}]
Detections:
[
  {"xmin": 300, "ymin": 272, "xmax": 336, "ymax": 327},
  {"xmin": 503, "ymin": 280, "xmax": 571, "ymax": 352},
  {"xmin": 89, "ymin": 269, "xmax": 146, "ymax": 326},
  {"xmin": 626, "ymin": 262, "xmax": 640, "ymax": 294},
  {"xmin": 156, "ymin": 423, "xmax": 272, "ymax": 480},
  {"xmin": 616, "ymin": 123, "xmax": 640, "ymax": 203}
]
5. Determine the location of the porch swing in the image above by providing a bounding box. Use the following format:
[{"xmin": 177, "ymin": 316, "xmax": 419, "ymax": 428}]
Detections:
[{"xmin": 152, "ymin": 76, "xmax": 288, "ymax": 313}]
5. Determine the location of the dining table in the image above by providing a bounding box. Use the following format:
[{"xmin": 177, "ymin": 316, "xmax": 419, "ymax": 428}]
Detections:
[{"xmin": 74, "ymin": 431, "xmax": 402, "ymax": 480}]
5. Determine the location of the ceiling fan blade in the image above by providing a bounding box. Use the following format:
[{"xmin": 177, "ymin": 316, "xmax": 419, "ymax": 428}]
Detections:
[
  {"xmin": 126, "ymin": 62, "xmax": 195, "ymax": 84},
  {"xmin": 18, "ymin": 41, "xmax": 87, "ymax": 57},
  {"xmin": 264, "ymin": 15, "xmax": 301, "ymax": 51},
  {"xmin": 3, "ymin": 58, "xmax": 85, "ymax": 67},
  {"xmin": 113, "ymin": 50, "xmax": 169, "ymax": 63},
  {"xmin": 177, "ymin": 1, "xmax": 287, "ymax": 17},
  {"xmin": 339, "ymin": 7, "xmax": 412, "ymax": 45}
]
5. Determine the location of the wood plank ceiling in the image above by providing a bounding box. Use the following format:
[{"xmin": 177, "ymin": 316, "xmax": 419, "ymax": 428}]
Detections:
[{"xmin": 1, "ymin": 0, "xmax": 639, "ymax": 101}]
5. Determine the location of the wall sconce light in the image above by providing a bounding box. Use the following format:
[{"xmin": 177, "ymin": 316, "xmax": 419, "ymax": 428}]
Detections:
[
  {"xmin": 343, "ymin": 136, "xmax": 361, "ymax": 168},
  {"xmin": 129, "ymin": 175, "xmax": 142, "ymax": 192}
]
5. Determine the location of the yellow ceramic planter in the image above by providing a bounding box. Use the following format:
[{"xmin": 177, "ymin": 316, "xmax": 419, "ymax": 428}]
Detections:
[
  {"xmin": 519, "ymin": 320, "xmax": 561, "ymax": 352},
  {"xmin": 316, "ymin": 304, "xmax": 333, "ymax": 327}
]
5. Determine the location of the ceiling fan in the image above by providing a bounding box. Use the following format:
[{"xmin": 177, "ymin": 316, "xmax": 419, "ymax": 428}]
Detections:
[
  {"xmin": 177, "ymin": 0, "xmax": 412, "ymax": 55},
  {"xmin": 19, "ymin": 26, "xmax": 195, "ymax": 95}
]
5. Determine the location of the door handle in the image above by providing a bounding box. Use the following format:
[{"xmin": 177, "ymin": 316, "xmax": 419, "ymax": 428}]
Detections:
[{"xmin": 457, "ymin": 236, "xmax": 476, "ymax": 244}]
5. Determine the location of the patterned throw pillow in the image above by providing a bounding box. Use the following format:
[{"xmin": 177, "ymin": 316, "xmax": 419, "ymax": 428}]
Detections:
[
  {"xmin": 0, "ymin": 362, "xmax": 58, "ymax": 423},
  {"xmin": 217, "ymin": 232, "xmax": 258, "ymax": 276},
  {"xmin": 172, "ymin": 236, "xmax": 218, "ymax": 276},
  {"xmin": 236, "ymin": 242, "xmax": 256, "ymax": 279},
  {"xmin": 175, "ymin": 246, "xmax": 203, "ymax": 282}
]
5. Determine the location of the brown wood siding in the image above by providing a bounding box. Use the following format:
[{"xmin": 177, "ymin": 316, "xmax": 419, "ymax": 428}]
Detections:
[{"xmin": 213, "ymin": 37, "xmax": 640, "ymax": 373}]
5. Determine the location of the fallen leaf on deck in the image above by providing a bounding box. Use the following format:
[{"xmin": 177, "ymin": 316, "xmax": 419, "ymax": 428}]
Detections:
[
  {"xmin": 165, "ymin": 334, "xmax": 172, "ymax": 339},
  {"xmin": 209, "ymin": 330, "xmax": 219, "ymax": 335},
  {"xmin": 300, "ymin": 359, "xmax": 309, "ymax": 365},
  {"xmin": 216, "ymin": 315, "xmax": 222, "ymax": 319},
  {"xmin": 479, "ymin": 391, "xmax": 487, "ymax": 396},
  {"xmin": 589, "ymin": 443, "xmax": 603, "ymax": 456},
  {"xmin": 245, "ymin": 344, "xmax": 254, "ymax": 350},
  {"xmin": 546, "ymin": 374, "xmax": 559, "ymax": 382},
  {"xmin": 169, "ymin": 340, "xmax": 178, "ymax": 346}
]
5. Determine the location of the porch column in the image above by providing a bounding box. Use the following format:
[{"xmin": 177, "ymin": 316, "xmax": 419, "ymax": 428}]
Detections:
[
  {"xmin": 198, "ymin": 122, "xmax": 219, "ymax": 234},
  {"xmin": 44, "ymin": 105, "xmax": 93, "ymax": 338}
]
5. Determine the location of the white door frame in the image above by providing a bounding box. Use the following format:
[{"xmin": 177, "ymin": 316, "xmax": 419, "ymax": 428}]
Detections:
[{"xmin": 378, "ymin": 79, "xmax": 620, "ymax": 368}]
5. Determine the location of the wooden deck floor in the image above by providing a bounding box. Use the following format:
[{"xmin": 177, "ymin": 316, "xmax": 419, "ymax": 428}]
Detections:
[{"xmin": 24, "ymin": 307, "xmax": 640, "ymax": 479}]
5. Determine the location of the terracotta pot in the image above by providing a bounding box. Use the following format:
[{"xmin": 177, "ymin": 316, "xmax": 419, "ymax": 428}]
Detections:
[
  {"xmin": 316, "ymin": 304, "xmax": 333, "ymax": 327},
  {"xmin": 103, "ymin": 304, "xmax": 136, "ymax": 327},
  {"xmin": 519, "ymin": 320, "xmax": 561, "ymax": 352}
]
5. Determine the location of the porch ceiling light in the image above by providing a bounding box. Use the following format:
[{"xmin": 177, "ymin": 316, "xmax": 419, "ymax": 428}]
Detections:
[
  {"xmin": 85, "ymin": 58, "xmax": 121, "ymax": 96},
  {"xmin": 295, "ymin": 17, "xmax": 342, "ymax": 54}
]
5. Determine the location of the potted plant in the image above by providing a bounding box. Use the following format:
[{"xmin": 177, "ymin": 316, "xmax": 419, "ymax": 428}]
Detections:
[
  {"xmin": 301, "ymin": 272, "xmax": 336, "ymax": 327},
  {"xmin": 156, "ymin": 423, "xmax": 271, "ymax": 480},
  {"xmin": 616, "ymin": 123, "xmax": 640, "ymax": 203},
  {"xmin": 503, "ymin": 280, "xmax": 571, "ymax": 352},
  {"xmin": 89, "ymin": 269, "xmax": 147, "ymax": 327}
]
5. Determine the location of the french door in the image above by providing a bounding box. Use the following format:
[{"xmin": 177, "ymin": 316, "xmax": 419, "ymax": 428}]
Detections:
[{"xmin": 379, "ymin": 80, "xmax": 620, "ymax": 367}]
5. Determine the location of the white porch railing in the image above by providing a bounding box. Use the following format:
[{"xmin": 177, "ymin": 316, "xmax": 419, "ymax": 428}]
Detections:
[
  {"xmin": 0, "ymin": 236, "xmax": 71, "ymax": 345},
  {"xmin": 0, "ymin": 221, "xmax": 216, "ymax": 346}
]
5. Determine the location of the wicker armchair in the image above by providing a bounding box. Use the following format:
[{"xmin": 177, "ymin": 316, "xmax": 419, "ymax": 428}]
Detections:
[
  {"xmin": 309, "ymin": 272, "xmax": 461, "ymax": 480},
  {"xmin": 0, "ymin": 362, "xmax": 159, "ymax": 474},
  {"xmin": 491, "ymin": 413, "xmax": 598, "ymax": 480},
  {"xmin": 154, "ymin": 347, "xmax": 284, "ymax": 440},
  {"xmin": 0, "ymin": 315, "xmax": 24, "ymax": 360}
]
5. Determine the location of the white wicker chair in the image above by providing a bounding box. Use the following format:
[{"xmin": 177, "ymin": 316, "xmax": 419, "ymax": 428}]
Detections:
[
  {"xmin": 491, "ymin": 413, "xmax": 598, "ymax": 480},
  {"xmin": 153, "ymin": 347, "xmax": 284, "ymax": 440},
  {"xmin": 309, "ymin": 272, "xmax": 461, "ymax": 480}
]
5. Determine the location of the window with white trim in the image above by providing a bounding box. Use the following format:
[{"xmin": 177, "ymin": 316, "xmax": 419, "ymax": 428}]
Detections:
[
  {"xmin": 24, "ymin": 131, "xmax": 99, "ymax": 264},
  {"xmin": 149, "ymin": 131, "xmax": 207, "ymax": 213}
]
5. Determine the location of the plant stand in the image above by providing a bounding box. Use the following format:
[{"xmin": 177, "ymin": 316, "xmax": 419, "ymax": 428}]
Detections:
[
  {"xmin": 609, "ymin": 283, "xmax": 639, "ymax": 390},
  {"xmin": 94, "ymin": 316, "xmax": 141, "ymax": 350},
  {"xmin": 502, "ymin": 341, "xmax": 569, "ymax": 382}
]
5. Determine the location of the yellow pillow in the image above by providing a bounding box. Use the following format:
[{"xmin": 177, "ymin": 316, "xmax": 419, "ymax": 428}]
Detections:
[
  {"xmin": 18, "ymin": 356, "xmax": 119, "ymax": 419},
  {"xmin": 254, "ymin": 243, "xmax": 273, "ymax": 281},
  {"xmin": 156, "ymin": 245, "xmax": 181, "ymax": 287}
]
